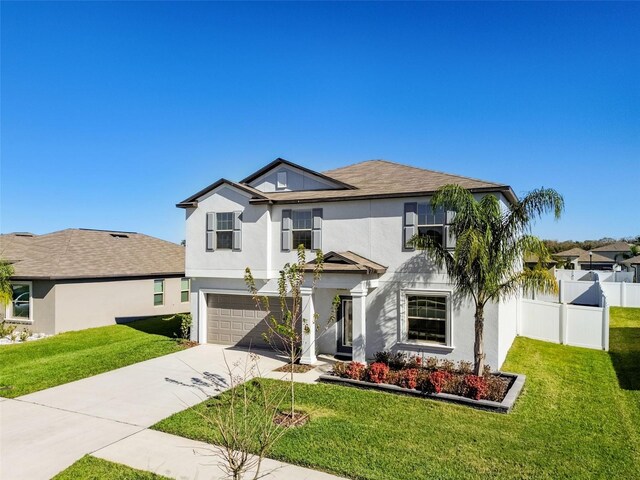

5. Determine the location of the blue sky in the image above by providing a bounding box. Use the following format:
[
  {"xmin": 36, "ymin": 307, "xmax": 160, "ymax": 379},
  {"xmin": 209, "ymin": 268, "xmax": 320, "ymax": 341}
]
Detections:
[{"xmin": 2, "ymin": 2, "xmax": 638, "ymax": 244}]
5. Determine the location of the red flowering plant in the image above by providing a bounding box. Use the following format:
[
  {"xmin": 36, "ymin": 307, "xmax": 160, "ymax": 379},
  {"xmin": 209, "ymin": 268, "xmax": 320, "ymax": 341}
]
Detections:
[
  {"xmin": 398, "ymin": 368, "xmax": 418, "ymax": 389},
  {"xmin": 463, "ymin": 374, "xmax": 488, "ymax": 400},
  {"xmin": 367, "ymin": 362, "xmax": 390, "ymax": 384},
  {"xmin": 345, "ymin": 362, "xmax": 366, "ymax": 381},
  {"xmin": 426, "ymin": 370, "xmax": 451, "ymax": 394}
]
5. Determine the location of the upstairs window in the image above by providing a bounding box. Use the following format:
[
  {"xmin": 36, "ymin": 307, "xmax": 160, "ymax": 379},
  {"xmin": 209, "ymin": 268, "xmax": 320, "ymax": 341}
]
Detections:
[
  {"xmin": 215, "ymin": 212, "xmax": 234, "ymax": 249},
  {"xmin": 404, "ymin": 202, "xmax": 455, "ymax": 250},
  {"xmin": 417, "ymin": 203, "xmax": 445, "ymax": 245},
  {"xmin": 206, "ymin": 211, "xmax": 242, "ymax": 251},
  {"xmin": 292, "ymin": 210, "xmax": 313, "ymax": 250}
]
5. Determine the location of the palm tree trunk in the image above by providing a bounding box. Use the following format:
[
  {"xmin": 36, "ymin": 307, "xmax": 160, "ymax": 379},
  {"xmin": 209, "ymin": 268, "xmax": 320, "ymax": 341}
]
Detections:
[{"xmin": 474, "ymin": 305, "xmax": 485, "ymax": 375}]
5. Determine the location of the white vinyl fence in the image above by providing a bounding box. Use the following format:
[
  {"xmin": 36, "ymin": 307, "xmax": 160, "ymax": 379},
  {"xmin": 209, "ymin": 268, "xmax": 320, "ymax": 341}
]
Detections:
[
  {"xmin": 519, "ymin": 298, "xmax": 609, "ymax": 350},
  {"xmin": 600, "ymin": 282, "xmax": 640, "ymax": 307},
  {"xmin": 560, "ymin": 280, "xmax": 600, "ymax": 306}
]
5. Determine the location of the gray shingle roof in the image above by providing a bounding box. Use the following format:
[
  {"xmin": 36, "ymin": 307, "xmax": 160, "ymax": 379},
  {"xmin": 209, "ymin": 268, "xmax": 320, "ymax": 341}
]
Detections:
[
  {"xmin": 178, "ymin": 158, "xmax": 517, "ymax": 207},
  {"xmin": 0, "ymin": 229, "xmax": 185, "ymax": 280},
  {"xmin": 591, "ymin": 242, "xmax": 633, "ymax": 253}
]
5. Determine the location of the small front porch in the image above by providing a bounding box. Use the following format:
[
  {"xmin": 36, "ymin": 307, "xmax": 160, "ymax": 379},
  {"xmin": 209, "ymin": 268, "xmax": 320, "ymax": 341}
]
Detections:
[{"xmin": 298, "ymin": 251, "xmax": 387, "ymax": 365}]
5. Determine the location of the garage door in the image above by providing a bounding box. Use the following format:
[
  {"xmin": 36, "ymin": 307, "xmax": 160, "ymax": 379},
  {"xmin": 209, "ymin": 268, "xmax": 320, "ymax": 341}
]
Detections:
[{"xmin": 206, "ymin": 294, "xmax": 292, "ymax": 349}]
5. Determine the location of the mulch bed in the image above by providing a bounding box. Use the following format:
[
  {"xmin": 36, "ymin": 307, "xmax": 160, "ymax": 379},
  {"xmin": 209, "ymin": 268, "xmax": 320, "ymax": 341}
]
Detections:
[
  {"xmin": 274, "ymin": 363, "xmax": 315, "ymax": 373},
  {"xmin": 274, "ymin": 411, "xmax": 309, "ymax": 427}
]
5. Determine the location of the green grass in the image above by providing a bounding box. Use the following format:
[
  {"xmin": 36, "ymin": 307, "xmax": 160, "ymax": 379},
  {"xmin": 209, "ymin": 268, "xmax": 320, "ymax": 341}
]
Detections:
[
  {"xmin": 0, "ymin": 314, "xmax": 189, "ymax": 398},
  {"xmin": 152, "ymin": 307, "xmax": 640, "ymax": 480},
  {"xmin": 53, "ymin": 455, "xmax": 169, "ymax": 480}
]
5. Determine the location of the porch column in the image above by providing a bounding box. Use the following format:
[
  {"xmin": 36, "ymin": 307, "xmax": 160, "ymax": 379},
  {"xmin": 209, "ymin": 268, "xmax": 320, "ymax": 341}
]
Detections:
[
  {"xmin": 299, "ymin": 287, "xmax": 317, "ymax": 365},
  {"xmin": 351, "ymin": 289, "xmax": 367, "ymax": 363}
]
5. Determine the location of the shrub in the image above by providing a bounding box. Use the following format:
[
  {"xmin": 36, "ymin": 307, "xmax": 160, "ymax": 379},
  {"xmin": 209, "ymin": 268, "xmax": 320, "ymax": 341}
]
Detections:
[
  {"xmin": 440, "ymin": 360, "xmax": 455, "ymax": 373},
  {"xmin": 443, "ymin": 373, "xmax": 466, "ymax": 396},
  {"xmin": 464, "ymin": 374, "xmax": 488, "ymax": 400},
  {"xmin": 0, "ymin": 321, "xmax": 16, "ymax": 338},
  {"xmin": 373, "ymin": 351, "xmax": 407, "ymax": 369},
  {"xmin": 19, "ymin": 329, "xmax": 32, "ymax": 342},
  {"xmin": 367, "ymin": 362, "xmax": 390, "ymax": 384},
  {"xmin": 424, "ymin": 371, "xmax": 452, "ymax": 394},
  {"xmin": 405, "ymin": 355, "xmax": 422, "ymax": 369},
  {"xmin": 485, "ymin": 375, "xmax": 509, "ymax": 402},
  {"xmin": 424, "ymin": 357, "xmax": 439, "ymax": 370},
  {"xmin": 457, "ymin": 360, "xmax": 473, "ymax": 375},
  {"xmin": 345, "ymin": 362, "xmax": 366, "ymax": 381},
  {"xmin": 398, "ymin": 368, "xmax": 418, "ymax": 389},
  {"xmin": 178, "ymin": 313, "xmax": 192, "ymax": 340},
  {"xmin": 386, "ymin": 370, "xmax": 402, "ymax": 386},
  {"xmin": 332, "ymin": 361, "xmax": 350, "ymax": 378},
  {"xmin": 482, "ymin": 364, "xmax": 492, "ymax": 378}
]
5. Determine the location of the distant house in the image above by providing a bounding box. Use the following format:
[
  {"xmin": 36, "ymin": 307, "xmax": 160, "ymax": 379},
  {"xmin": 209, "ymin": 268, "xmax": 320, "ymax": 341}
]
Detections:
[
  {"xmin": 554, "ymin": 242, "xmax": 635, "ymax": 271},
  {"xmin": 621, "ymin": 255, "xmax": 640, "ymax": 282},
  {"xmin": 591, "ymin": 242, "xmax": 635, "ymax": 264},
  {"xmin": 0, "ymin": 229, "xmax": 188, "ymax": 334},
  {"xmin": 553, "ymin": 247, "xmax": 612, "ymax": 270}
]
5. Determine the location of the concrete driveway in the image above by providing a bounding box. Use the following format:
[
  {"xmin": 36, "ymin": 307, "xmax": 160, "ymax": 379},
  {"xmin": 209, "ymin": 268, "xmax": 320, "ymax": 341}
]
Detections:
[{"xmin": 0, "ymin": 345, "xmax": 285, "ymax": 479}]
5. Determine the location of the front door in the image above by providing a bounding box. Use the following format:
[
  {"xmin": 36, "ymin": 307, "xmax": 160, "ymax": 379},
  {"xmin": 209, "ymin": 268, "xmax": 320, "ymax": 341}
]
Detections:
[{"xmin": 336, "ymin": 297, "xmax": 353, "ymax": 358}]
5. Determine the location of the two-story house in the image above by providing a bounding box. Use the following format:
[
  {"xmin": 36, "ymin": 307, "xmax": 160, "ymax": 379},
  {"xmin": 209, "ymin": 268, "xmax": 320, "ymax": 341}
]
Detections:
[{"xmin": 178, "ymin": 158, "xmax": 520, "ymax": 369}]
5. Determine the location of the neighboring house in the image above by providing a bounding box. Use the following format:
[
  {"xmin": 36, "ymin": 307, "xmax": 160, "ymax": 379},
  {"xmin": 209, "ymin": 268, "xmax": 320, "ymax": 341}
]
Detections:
[
  {"xmin": 178, "ymin": 158, "xmax": 520, "ymax": 369},
  {"xmin": 554, "ymin": 242, "xmax": 635, "ymax": 271},
  {"xmin": 553, "ymin": 247, "xmax": 611, "ymax": 270},
  {"xmin": 621, "ymin": 255, "xmax": 640, "ymax": 282},
  {"xmin": 0, "ymin": 229, "xmax": 188, "ymax": 334},
  {"xmin": 591, "ymin": 242, "xmax": 635, "ymax": 264}
]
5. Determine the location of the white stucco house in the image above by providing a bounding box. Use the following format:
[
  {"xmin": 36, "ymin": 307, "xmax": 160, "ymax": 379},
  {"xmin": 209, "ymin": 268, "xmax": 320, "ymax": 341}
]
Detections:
[{"xmin": 178, "ymin": 158, "xmax": 521, "ymax": 369}]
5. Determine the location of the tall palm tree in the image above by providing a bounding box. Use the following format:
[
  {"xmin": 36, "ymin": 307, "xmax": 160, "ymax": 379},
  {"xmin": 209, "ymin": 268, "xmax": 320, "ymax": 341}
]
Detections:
[
  {"xmin": 412, "ymin": 185, "xmax": 564, "ymax": 374},
  {"xmin": 0, "ymin": 260, "xmax": 14, "ymax": 308}
]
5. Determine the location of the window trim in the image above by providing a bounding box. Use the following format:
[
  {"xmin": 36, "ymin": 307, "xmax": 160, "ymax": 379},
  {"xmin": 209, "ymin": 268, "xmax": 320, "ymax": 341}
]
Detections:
[
  {"xmin": 5, "ymin": 281, "xmax": 33, "ymax": 322},
  {"xmin": 154, "ymin": 279, "xmax": 165, "ymax": 307},
  {"xmin": 291, "ymin": 209, "xmax": 313, "ymax": 250},
  {"xmin": 180, "ymin": 278, "xmax": 190, "ymax": 303},
  {"xmin": 399, "ymin": 289, "xmax": 453, "ymax": 350}
]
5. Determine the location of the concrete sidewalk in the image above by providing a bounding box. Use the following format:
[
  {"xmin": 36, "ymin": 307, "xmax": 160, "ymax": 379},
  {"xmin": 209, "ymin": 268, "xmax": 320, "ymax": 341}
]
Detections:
[
  {"xmin": 1, "ymin": 345, "xmax": 287, "ymax": 479},
  {"xmin": 93, "ymin": 428, "xmax": 345, "ymax": 480}
]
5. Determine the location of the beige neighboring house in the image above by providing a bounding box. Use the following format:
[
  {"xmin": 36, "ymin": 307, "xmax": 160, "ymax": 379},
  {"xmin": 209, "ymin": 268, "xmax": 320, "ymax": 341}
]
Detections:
[
  {"xmin": 0, "ymin": 229, "xmax": 188, "ymax": 334},
  {"xmin": 591, "ymin": 242, "xmax": 635, "ymax": 264},
  {"xmin": 621, "ymin": 255, "xmax": 640, "ymax": 282},
  {"xmin": 554, "ymin": 242, "xmax": 635, "ymax": 271}
]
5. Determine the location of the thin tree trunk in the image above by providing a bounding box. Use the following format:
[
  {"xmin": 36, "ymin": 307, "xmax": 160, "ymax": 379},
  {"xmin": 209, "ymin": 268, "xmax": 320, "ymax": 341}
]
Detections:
[{"xmin": 474, "ymin": 304, "xmax": 485, "ymax": 375}]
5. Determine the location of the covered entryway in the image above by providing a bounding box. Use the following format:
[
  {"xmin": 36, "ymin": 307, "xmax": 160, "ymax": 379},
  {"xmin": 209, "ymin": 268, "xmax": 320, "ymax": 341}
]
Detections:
[{"xmin": 206, "ymin": 293, "xmax": 289, "ymax": 349}]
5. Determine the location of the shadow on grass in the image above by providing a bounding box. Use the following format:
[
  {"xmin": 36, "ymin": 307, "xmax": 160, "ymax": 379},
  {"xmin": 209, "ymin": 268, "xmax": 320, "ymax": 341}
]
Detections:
[
  {"xmin": 608, "ymin": 326, "xmax": 640, "ymax": 391},
  {"xmin": 117, "ymin": 314, "xmax": 187, "ymax": 338}
]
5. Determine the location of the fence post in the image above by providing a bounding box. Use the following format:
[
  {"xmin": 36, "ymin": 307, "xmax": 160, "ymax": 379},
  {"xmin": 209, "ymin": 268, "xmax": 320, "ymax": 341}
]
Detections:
[
  {"xmin": 560, "ymin": 303, "xmax": 568, "ymax": 345},
  {"xmin": 559, "ymin": 280, "xmax": 564, "ymax": 303},
  {"xmin": 621, "ymin": 282, "xmax": 626, "ymax": 307},
  {"xmin": 602, "ymin": 296, "xmax": 610, "ymax": 351}
]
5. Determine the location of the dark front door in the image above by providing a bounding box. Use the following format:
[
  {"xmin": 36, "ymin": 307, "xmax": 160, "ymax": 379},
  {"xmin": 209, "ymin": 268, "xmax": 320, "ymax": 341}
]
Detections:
[{"xmin": 336, "ymin": 297, "xmax": 353, "ymax": 357}]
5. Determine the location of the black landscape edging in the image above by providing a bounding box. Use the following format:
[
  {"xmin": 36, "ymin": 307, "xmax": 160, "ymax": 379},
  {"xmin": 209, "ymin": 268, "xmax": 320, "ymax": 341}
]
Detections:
[{"xmin": 319, "ymin": 372, "xmax": 526, "ymax": 413}]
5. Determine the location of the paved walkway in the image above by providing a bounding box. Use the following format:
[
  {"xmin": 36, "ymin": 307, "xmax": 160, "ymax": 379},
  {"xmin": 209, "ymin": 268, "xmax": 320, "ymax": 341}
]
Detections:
[
  {"xmin": 1, "ymin": 344, "xmax": 335, "ymax": 479},
  {"xmin": 94, "ymin": 428, "xmax": 344, "ymax": 480}
]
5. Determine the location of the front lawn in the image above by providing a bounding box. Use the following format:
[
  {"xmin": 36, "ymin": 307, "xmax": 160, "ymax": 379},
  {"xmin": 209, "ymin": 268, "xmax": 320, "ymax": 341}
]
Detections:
[
  {"xmin": 0, "ymin": 315, "xmax": 189, "ymax": 398},
  {"xmin": 152, "ymin": 307, "xmax": 640, "ymax": 479},
  {"xmin": 53, "ymin": 455, "xmax": 169, "ymax": 480}
]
